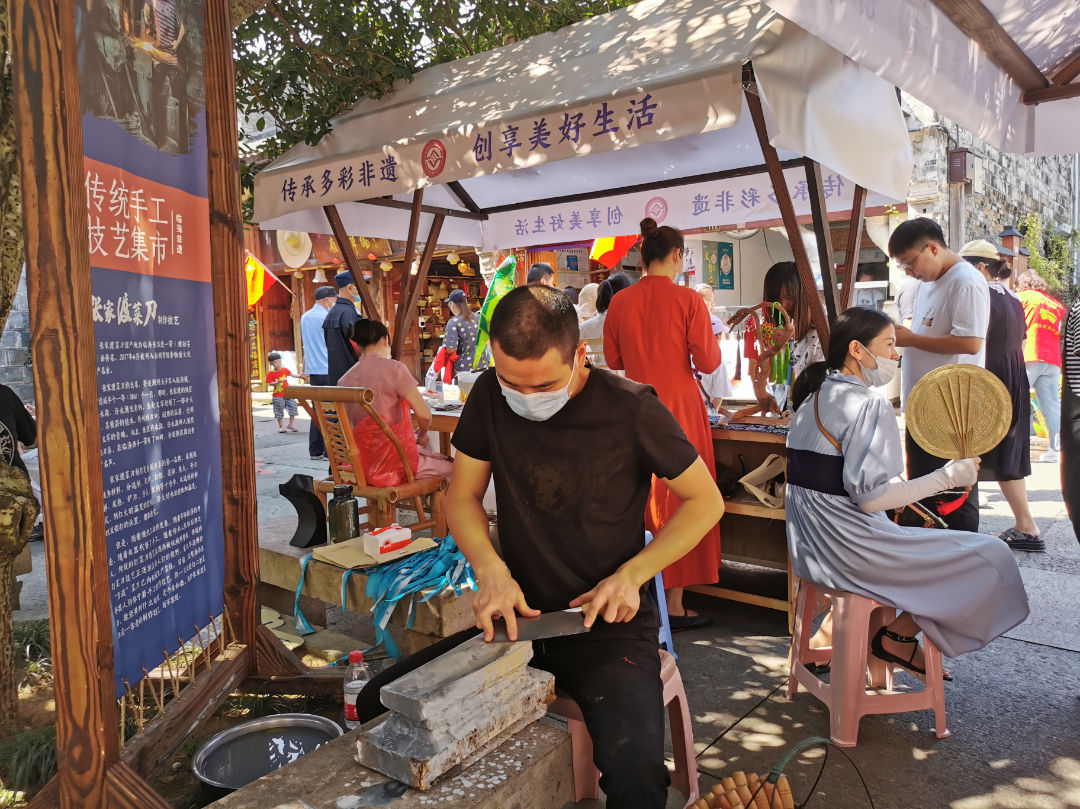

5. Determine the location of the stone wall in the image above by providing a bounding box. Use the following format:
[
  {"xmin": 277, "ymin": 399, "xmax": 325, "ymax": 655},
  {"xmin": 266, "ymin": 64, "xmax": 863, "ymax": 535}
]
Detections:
[
  {"xmin": 948, "ymin": 122, "xmax": 1076, "ymax": 242},
  {"xmin": 0, "ymin": 271, "xmax": 34, "ymax": 403},
  {"xmin": 903, "ymin": 95, "xmax": 1078, "ymax": 247}
]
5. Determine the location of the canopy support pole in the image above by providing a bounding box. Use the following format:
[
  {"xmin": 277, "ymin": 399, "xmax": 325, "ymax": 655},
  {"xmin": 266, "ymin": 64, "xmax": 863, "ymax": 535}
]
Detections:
[
  {"xmin": 323, "ymin": 204, "xmax": 380, "ymax": 319},
  {"xmin": 393, "ymin": 215, "xmax": 445, "ymax": 366},
  {"xmin": 805, "ymin": 160, "xmax": 840, "ymax": 324},
  {"xmin": 839, "ymin": 186, "xmax": 868, "ymax": 311},
  {"xmin": 743, "ymin": 77, "xmax": 831, "ymax": 349},
  {"xmin": 391, "ymin": 190, "xmax": 426, "ymax": 359}
]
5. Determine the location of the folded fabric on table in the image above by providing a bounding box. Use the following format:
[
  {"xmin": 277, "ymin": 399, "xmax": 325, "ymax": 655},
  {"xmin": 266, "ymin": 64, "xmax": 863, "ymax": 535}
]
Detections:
[{"xmin": 358, "ymin": 536, "xmax": 476, "ymax": 658}]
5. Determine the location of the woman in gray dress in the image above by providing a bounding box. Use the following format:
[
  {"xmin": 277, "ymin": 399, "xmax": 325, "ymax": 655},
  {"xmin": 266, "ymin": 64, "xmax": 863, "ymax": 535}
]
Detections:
[
  {"xmin": 786, "ymin": 308, "xmax": 1028, "ymax": 676},
  {"xmin": 443, "ymin": 289, "xmax": 489, "ymax": 373}
]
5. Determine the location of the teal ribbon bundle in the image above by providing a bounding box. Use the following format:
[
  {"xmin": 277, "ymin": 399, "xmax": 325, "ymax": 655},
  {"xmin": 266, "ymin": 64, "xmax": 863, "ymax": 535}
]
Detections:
[
  {"xmin": 293, "ymin": 536, "xmax": 476, "ymax": 659},
  {"xmin": 355, "ymin": 535, "xmax": 475, "ymax": 658}
]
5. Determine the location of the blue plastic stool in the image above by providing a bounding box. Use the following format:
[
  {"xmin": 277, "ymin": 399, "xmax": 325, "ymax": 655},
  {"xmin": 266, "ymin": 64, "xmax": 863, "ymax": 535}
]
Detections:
[{"xmin": 645, "ymin": 532, "xmax": 675, "ymax": 657}]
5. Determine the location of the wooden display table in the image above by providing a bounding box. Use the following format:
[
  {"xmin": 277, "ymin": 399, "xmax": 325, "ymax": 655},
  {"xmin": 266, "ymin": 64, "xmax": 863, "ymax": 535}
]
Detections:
[
  {"xmin": 691, "ymin": 424, "xmax": 793, "ymax": 628},
  {"xmin": 208, "ymin": 721, "xmax": 572, "ymax": 809},
  {"xmin": 428, "ymin": 409, "xmax": 461, "ymax": 456},
  {"xmin": 419, "ymin": 398, "xmax": 461, "ymax": 456}
]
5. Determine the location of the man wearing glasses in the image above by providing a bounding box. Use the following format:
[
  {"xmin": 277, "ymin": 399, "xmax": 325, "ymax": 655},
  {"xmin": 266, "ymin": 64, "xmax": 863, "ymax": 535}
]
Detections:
[{"xmin": 889, "ymin": 217, "xmax": 990, "ymax": 532}]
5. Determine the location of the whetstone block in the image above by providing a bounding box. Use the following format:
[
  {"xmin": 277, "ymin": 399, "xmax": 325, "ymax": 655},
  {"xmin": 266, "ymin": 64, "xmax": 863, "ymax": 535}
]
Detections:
[
  {"xmin": 357, "ymin": 636, "xmax": 555, "ymax": 790},
  {"xmin": 379, "ymin": 634, "xmax": 535, "ymax": 723}
]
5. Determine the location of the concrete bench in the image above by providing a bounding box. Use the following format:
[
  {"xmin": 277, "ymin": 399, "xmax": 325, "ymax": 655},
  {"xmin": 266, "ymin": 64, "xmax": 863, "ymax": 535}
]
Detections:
[{"xmin": 207, "ymin": 720, "xmax": 572, "ymax": 809}]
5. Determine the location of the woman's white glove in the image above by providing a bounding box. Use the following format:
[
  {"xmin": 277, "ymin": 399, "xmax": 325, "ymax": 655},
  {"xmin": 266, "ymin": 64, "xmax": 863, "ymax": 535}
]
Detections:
[{"xmin": 942, "ymin": 457, "xmax": 979, "ymax": 488}]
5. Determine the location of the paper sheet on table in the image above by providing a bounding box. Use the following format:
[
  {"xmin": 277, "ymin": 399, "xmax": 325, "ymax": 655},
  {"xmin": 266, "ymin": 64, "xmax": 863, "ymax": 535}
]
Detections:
[{"xmin": 312, "ymin": 536, "xmax": 437, "ymax": 569}]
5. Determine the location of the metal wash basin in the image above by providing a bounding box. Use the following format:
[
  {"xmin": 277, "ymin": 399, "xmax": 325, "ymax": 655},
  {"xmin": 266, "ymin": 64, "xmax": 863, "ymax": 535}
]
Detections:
[{"xmin": 191, "ymin": 712, "xmax": 343, "ymax": 794}]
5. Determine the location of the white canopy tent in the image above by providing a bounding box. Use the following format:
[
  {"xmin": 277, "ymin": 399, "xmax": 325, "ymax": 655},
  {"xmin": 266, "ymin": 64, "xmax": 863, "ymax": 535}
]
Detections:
[
  {"xmin": 254, "ymin": 0, "xmax": 911, "ymax": 243},
  {"xmin": 765, "ymin": 0, "xmax": 1080, "ymax": 157},
  {"xmin": 253, "ymin": 0, "xmax": 915, "ymax": 351}
]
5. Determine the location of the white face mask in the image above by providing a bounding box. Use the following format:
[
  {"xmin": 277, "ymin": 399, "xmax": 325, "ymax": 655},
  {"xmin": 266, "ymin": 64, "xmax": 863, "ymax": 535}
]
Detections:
[
  {"xmin": 499, "ymin": 358, "xmax": 577, "ymax": 422},
  {"xmin": 857, "ymin": 342, "xmax": 899, "ymax": 387}
]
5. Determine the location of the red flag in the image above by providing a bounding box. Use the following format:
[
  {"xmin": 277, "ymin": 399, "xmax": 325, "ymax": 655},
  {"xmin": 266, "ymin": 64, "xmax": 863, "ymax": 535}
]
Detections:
[
  {"xmin": 245, "ymin": 253, "xmax": 275, "ymax": 308},
  {"xmin": 590, "ymin": 235, "xmax": 639, "ymax": 270}
]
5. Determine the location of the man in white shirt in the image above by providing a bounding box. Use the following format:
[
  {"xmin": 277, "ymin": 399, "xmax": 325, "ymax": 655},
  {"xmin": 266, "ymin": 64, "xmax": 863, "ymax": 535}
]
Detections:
[
  {"xmin": 890, "ymin": 217, "xmax": 989, "ymax": 532},
  {"xmin": 300, "ymin": 285, "xmax": 336, "ymax": 459},
  {"xmin": 894, "ymin": 276, "xmax": 919, "ymax": 327}
]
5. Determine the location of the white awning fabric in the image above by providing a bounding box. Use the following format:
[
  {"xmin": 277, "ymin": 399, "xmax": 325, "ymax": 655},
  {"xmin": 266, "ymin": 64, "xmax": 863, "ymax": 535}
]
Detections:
[
  {"xmin": 765, "ymin": 0, "xmax": 1080, "ymax": 156},
  {"xmin": 253, "ymin": 0, "xmax": 912, "ymax": 248}
]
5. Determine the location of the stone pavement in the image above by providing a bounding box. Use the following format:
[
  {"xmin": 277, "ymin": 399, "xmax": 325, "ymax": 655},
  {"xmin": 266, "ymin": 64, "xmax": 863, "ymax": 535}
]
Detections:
[{"xmin": 16, "ymin": 397, "xmax": 1080, "ymax": 807}]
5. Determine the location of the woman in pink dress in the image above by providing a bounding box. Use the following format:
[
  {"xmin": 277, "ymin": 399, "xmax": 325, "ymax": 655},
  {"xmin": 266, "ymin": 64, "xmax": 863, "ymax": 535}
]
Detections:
[{"xmin": 338, "ymin": 321, "xmax": 453, "ymax": 486}]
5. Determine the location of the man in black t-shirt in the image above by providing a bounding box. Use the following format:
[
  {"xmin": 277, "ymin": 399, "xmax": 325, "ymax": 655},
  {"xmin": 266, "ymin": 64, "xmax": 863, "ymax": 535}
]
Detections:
[
  {"xmin": 448, "ymin": 286, "xmax": 724, "ymax": 809},
  {"xmin": 323, "ymin": 270, "xmax": 363, "ymax": 383}
]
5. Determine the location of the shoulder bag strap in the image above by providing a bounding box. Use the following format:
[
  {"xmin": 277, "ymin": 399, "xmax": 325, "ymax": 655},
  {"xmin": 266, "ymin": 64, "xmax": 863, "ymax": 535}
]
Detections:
[{"xmin": 813, "ymin": 392, "xmax": 842, "ymax": 452}]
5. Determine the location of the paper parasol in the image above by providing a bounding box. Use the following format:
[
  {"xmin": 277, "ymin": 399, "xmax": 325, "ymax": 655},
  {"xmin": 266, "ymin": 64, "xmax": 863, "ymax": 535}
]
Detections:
[{"xmin": 905, "ymin": 364, "xmax": 1012, "ymax": 459}]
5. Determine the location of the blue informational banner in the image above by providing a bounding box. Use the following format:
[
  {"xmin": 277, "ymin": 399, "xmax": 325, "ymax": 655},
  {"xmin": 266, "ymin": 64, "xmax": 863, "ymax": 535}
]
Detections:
[{"xmin": 76, "ymin": 0, "xmax": 225, "ymax": 696}]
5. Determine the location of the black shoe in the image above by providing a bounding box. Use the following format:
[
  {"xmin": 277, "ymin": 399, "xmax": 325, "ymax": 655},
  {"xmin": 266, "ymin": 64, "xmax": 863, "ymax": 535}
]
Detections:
[
  {"xmin": 310, "ymin": 455, "xmax": 324, "ymax": 460},
  {"xmin": 998, "ymin": 527, "xmax": 1046, "ymax": 553},
  {"xmin": 871, "ymin": 626, "xmax": 952, "ymax": 681},
  {"xmin": 669, "ymin": 613, "xmax": 712, "ymax": 632},
  {"xmin": 29, "ymin": 523, "xmax": 44, "ymax": 542}
]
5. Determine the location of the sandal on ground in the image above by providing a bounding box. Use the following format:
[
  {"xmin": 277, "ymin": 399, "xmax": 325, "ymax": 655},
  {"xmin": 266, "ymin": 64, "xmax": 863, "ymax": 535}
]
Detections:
[
  {"xmin": 278, "ymin": 428, "xmax": 287, "ymax": 433},
  {"xmin": 871, "ymin": 627, "xmax": 952, "ymax": 681},
  {"xmin": 669, "ymin": 613, "xmax": 713, "ymax": 632},
  {"xmin": 998, "ymin": 527, "xmax": 1046, "ymax": 553},
  {"xmin": 287, "ymin": 425, "xmax": 299, "ymax": 432}
]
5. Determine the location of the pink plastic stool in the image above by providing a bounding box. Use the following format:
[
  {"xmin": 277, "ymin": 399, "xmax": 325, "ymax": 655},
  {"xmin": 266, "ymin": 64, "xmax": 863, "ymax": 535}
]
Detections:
[
  {"xmin": 550, "ymin": 649, "xmax": 699, "ymax": 807},
  {"xmin": 788, "ymin": 579, "xmax": 950, "ymax": 747}
]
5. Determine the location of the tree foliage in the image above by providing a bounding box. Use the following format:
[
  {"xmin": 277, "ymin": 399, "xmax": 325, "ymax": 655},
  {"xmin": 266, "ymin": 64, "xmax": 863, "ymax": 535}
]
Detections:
[
  {"xmin": 234, "ymin": 0, "xmax": 635, "ymax": 202},
  {"xmin": 1020, "ymin": 212, "xmax": 1079, "ymax": 303}
]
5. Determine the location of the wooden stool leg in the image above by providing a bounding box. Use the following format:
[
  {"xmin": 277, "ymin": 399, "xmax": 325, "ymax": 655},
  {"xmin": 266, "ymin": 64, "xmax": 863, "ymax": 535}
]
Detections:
[
  {"xmin": 826, "ymin": 594, "xmax": 873, "ymax": 747},
  {"xmin": 922, "ymin": 636, "xmax": 951, "ymax": 739},
  {"xmin": 566, "ymin": 717, "xmax": 601, "ymax": 801},
  {"xmin": 787, "ymin": 580, "xmax": 814, "ymax": 699},
  {"xmin": 866, "ymin": 606, "xmax": 895, "ymax": 689},
  {"xmin": 666, "ymin": 691, "xmax": 699, "ymax": 805},
  {"xmin": 431, "ymin": 489, "xmax": 448, "ymax": 538}
]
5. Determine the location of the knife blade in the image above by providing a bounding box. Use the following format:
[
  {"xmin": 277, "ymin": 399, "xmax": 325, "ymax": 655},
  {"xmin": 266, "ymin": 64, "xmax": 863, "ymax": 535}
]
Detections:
[{"xmin": 489, "ymin": 609, "xmax": 590, "ymax": 643}]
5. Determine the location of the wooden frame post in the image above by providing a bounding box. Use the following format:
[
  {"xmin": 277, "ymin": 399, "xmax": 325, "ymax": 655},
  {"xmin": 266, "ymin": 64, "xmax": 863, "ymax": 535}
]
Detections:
[
  {"xmin": 9, "ymin": 0, "xmax": 121, "ymax": 806},
  {"xmin": 391, "ymin": 191, "xmax": 426, "ymax": 359},
  {"xmin": 397, "ymin": 214, "xmax": 446, "ymax": 353},
  {"xmin": 839, "ymin": 185, "xmax": 868, "ymax": 311},
  {"xmin": 323, "ymin": 205, "xmax": 381, "ymax": 319},
  {"xmin": 805, "ymin": 160, "xmax": 840, "ymax": 324},
  {"xmin": 744, "ymin": 75, "xmax": 831, "ymax": 348},
  {"xmin": 206, "ymin": 0, "xmax": 261, "ymax": 654}
]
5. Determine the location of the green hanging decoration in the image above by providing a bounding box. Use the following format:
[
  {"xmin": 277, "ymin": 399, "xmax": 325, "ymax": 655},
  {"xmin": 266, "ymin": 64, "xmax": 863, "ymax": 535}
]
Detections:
[{"xmin": 768, "ymin": 302, "xmax": 792, "ymax": 385}]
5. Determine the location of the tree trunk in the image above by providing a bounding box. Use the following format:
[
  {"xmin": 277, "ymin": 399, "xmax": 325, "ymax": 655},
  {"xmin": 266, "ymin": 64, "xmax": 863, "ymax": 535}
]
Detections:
[
  {"xmin": 0, "ymin": 464, "xmax": 39, "ymax": 737},
  {"xmin": 0, "ymin": 0, "xmax": 25, "ymax": 331}
]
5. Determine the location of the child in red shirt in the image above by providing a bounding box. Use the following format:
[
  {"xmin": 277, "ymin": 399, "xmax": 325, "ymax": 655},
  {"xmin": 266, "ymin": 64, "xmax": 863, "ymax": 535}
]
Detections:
[{"xmin": 266, "ymin": 352, "xmax": 306, "ymax": 432}]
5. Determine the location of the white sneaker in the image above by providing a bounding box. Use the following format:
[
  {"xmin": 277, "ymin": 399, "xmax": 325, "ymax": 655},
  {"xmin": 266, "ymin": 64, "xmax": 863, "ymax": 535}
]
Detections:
[{"xmin": 1039, "ymin": 449, "xmax": 1059, "ymax": 463}]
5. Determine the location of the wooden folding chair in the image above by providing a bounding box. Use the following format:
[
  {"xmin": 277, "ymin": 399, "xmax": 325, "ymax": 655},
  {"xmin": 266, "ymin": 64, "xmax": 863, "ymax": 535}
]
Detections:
[{"xmin": 284, "ymin": 385, "xmax": 448, "ymax": 537}]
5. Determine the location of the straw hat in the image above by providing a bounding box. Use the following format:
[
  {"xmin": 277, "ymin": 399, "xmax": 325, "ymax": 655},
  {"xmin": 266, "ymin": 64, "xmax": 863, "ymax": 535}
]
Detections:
[
  {"xmin": 959, "ymin": 239, "xmax": 999, "ymax": 260},
  {"xmin": 906, "ymin": 364, "xmax": 1012, "ymax": 459},
  {"xmin": 276, "ymin": 230, "xmax": 312, "ymax": 269}
]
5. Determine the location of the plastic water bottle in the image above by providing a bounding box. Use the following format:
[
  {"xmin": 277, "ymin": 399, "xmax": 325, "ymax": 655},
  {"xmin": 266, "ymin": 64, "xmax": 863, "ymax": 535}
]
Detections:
[{"xmin": 343, "ymin": 650, "xmax": 370, "ymax": 731}]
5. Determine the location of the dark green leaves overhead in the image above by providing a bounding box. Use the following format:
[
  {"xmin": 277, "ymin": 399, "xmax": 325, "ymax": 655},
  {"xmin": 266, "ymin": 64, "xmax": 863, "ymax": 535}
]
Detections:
[{"xmin": 234, "ymin": 0, "xmax": 634, "ymax": 213}]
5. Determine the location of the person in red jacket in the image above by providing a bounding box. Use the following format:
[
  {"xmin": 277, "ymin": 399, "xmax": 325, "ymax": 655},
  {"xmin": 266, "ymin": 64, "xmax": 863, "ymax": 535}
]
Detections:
[{"xmin": 1018, "ymin": 272, "xmax": 1066, "ymax": 462}]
